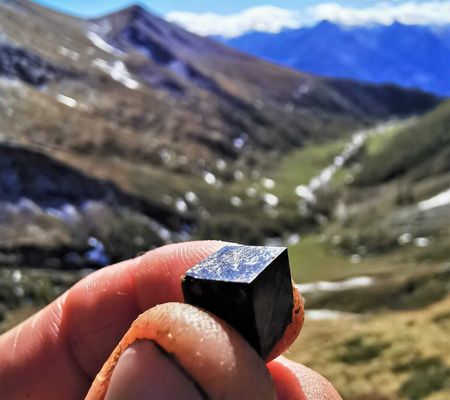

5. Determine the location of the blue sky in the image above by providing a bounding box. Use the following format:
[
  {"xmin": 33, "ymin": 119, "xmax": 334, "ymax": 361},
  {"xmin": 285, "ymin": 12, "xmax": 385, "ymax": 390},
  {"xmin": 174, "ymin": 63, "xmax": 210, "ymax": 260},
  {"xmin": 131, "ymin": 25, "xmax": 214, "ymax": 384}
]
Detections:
[
  {"xmin": 36, "ymin": 1, "xmax": 450, "ymax": 37},
  {"xmin": 34, "ymin": 0, "xmax": 441, "ymax": 17}
]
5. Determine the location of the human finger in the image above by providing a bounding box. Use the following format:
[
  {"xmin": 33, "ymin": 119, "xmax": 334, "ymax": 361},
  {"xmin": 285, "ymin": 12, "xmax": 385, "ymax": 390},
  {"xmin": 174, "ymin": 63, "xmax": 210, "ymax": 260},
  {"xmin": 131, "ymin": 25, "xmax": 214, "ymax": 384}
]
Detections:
[
  {"xmin": 87, "ymin": 303, "xmax": 276, "ymax": 400},
  {"xmin": 268, "ymin": 356, "xmax": 343, "ymax": 400},
  {"xmin": 0, "ymin": 241, "xmax": 225, "ymax": 399}
]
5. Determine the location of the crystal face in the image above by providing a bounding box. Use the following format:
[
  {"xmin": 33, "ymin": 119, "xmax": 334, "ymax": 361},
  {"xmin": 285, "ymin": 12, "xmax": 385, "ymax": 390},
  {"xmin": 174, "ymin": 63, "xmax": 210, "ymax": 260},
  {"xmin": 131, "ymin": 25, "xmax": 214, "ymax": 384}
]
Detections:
[{"xmin": 182, "ymin": 245, "xmax": 294, "ymax": 359}]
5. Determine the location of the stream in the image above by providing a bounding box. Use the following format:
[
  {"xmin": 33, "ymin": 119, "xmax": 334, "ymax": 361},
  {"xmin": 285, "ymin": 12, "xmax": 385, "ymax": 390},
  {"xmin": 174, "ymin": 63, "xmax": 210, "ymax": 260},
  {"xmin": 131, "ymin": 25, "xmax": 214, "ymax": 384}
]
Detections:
[
  {"xmin": 287, "ymin": 122, "xmax": 404, "ymax": 304},
  {"xmin": 294, "ymin": 120, "xmax": 403, "ymax": 206}
]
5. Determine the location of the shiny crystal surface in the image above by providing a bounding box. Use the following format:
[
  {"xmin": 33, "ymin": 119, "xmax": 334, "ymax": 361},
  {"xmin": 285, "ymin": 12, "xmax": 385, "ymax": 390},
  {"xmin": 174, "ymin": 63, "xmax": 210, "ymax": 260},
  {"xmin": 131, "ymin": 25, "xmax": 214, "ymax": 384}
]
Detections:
[{"xmin": 182, "ymin": 245, "xmax": 293, "ymax": 359}]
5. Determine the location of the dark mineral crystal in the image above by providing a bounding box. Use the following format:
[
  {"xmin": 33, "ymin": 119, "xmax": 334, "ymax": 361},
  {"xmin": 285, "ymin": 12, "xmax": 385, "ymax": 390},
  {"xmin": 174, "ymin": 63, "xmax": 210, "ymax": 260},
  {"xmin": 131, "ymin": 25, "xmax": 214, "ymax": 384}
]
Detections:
[{"xmin": 181, "ymin": 245, "xmax": 293, "ymax": 359}]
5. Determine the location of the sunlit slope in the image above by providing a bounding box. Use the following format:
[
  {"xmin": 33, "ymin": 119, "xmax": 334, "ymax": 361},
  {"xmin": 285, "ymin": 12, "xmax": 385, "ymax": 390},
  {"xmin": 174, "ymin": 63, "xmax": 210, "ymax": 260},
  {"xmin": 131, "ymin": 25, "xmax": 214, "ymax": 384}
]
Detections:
[
  {"xmin": 356, "ymin": 101, "xmax": 450, "ymax": 185},
  {"xmin": 310, "ymin": 104, "xmax": 450, "ymax": 262},
  {"xmin": 289, "ymin": 293, "xmax": 450, "ymax": 400}
]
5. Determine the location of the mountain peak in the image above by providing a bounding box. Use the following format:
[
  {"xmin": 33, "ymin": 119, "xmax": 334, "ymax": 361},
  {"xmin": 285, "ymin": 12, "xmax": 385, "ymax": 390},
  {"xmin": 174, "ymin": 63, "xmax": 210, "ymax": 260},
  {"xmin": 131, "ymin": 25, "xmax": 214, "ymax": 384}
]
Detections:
[
  {"xmin": 311, "ymin": 20, "xmax": 342, "ymax": 35},
  {"xmin": 93, "ymin": 2, "xmax": 156, "ymax": 23},
  {"xmin": 119, "ymin": 3, "xmax": 151, "ymax": 18},
  {"xmin": 315, "ymin": 20, "xmax": 339, "ymax": 29}
]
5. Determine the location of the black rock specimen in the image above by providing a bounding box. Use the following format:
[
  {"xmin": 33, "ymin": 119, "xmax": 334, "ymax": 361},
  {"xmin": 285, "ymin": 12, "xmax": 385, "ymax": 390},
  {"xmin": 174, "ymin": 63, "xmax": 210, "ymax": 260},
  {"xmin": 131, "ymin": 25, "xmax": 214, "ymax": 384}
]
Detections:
[{"xmin": 182, "ymin": 245, "xmax": 293, "ymax": 359}]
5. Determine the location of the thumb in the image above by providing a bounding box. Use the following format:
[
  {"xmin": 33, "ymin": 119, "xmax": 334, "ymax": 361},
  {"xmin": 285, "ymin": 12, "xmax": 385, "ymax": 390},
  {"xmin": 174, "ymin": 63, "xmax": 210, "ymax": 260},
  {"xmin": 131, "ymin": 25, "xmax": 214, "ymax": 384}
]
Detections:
[
  {"xmin": 87, "ymin": 303, "xmax": 276, "ymax": 400},
  {"xmin": 104, "ymin": 340, "xmax": 205, "ymax": 400}
]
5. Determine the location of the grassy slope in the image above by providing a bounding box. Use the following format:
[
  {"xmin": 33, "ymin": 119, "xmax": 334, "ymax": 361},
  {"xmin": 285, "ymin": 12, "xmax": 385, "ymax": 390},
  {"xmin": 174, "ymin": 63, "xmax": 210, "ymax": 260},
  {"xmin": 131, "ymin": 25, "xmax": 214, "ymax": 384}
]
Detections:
[
  {"xmin": 289, "ymin": 294, "xmax": 450, "ymax": 400},
  {"xmin": 1, "ymin": 116, "xmax": 450, "ymax": 400},
  {"xmin": 284, "ymin": 108, "xmax": 450, "ymax": 400},
  {"xmin": 287, "ymin": 234, "xmax": 439, "ymax": 283},
  {"xmin": 356, "ymin": 101, "xmax": 450, "ymax": 185},
  {"xmin": 311, "ymin": 106, "xmax": 450, "ymax": 260}
]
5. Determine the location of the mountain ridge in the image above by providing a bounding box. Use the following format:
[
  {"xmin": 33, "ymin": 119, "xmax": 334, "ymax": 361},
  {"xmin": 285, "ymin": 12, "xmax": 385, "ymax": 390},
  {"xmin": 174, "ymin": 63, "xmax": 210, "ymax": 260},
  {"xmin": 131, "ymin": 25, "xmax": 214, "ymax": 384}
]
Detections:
[{"xmin": 221, "ymin": 20, "xmax": 450, "ymax": 96}]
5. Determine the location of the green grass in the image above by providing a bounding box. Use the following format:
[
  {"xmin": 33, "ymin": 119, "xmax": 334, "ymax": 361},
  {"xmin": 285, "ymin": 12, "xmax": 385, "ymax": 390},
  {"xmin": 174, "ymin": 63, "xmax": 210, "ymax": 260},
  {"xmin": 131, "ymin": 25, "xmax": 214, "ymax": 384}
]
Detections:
[
  {"xmin": 288, "ymin": 235, "xmax": 355, "ymax": 282},
  {"xmin": 225, "ymin": 139, "xmax": 345, "ymax": 208},
  {"xmin": 287, "ymin": 232, "xmax": 447, "ymax": 284},
  {"xmin": 103, "ymin": 140, "xmax": 346, "ymax": 245},
  {"xmin": 397, "ymin": 357, "xmax": 450, "ymax": 400},
  {"xmin": 356, "ymin": 101, "xmax": 450, "ymax": 185},
  {"xmin": 190, "ymin": 139, "xmax": 346, "ymax": 243},
  {"xmin": 329, "ymin": 167, "xmax": 349, "ymax": 188},
  {"xmin": 288, "ymin": 234, "xmax": 402, "ymax": 283},
  {"xmin": 364, "ymin": 123, "xmax": 407, "ymax": 157},
  {"xmin": 268, "ymin": 140, "xmax": 345, "ymax": 204},
  {"xmin": 337, "ymin": 336, "xmax": 390, "ymax": 364}
]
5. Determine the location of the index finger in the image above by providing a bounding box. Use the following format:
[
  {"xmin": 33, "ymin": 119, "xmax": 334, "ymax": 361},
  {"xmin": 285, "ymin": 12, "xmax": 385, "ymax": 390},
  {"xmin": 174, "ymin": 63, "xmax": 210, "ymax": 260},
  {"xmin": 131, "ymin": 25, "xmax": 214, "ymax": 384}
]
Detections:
[
  {"xmin": 64, "ymin": 240, "xmax": 227, "ymax": 377},
  {"xmin": 0, "ymin": 241, "xmax": 226, "ymax": 400}
]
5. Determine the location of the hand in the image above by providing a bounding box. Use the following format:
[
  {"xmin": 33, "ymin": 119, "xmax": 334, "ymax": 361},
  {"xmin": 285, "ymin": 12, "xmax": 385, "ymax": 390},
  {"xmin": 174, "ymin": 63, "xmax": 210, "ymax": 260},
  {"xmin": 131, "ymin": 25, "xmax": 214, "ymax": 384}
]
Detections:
[{"xmin": 0, "ymin": 241, "xmax": 342, "ymax": 399}]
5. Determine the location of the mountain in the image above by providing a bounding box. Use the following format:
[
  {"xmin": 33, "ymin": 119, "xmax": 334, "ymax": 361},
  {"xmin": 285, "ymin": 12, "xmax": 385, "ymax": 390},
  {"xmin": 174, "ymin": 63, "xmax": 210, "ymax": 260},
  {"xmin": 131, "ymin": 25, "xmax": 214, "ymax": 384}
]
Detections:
[
  {"xmin": 0, "ymin": 0, "xmax": 440, "ymax": 268},
  {"xmin": 221, "ymin": 21, "xmax": 450, "ymax": 96}
]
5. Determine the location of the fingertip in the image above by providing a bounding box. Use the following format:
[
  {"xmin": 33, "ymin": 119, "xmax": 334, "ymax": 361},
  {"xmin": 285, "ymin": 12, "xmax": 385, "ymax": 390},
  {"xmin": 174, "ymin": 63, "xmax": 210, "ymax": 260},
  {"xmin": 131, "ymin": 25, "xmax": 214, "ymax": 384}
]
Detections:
[
  {"xmin": 267, "ymin": 357, "xmax": 343, "ymax": 400},
  {"xmin": 134, "ymin": 241, "xmax": 229, "ymax": 309},
  {"xmin": 88, "ymin": 303, "xmax": 276, "ymax": 400},
  {"xmin": 104, "ymin": 341, "xmax": 203, "ymax": 400},
  {"xmin": 268, "ymin": 358, "xmax": 306, "ymax": 400}
]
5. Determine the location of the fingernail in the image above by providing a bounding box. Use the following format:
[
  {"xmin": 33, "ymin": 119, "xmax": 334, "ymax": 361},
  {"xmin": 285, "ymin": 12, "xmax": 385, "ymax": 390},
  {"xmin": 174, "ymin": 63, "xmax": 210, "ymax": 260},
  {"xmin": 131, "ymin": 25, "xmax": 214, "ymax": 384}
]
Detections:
[{"xmin": 105, "ymin": 340, "xmax": 204, "ymax": 400}]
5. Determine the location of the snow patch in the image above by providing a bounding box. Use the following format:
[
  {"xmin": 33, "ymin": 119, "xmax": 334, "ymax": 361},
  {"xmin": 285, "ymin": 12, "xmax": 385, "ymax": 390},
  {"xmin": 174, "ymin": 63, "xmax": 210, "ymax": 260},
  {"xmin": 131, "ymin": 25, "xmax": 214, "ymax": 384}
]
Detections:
[
  {"xmin": 306, "ymin": 309, "xmax": 357, "ymax": 320},
  {"xmin": 263, "ymin": 193, "xmax": 279, "ymax": 207},
  {"xmin": 414, "ymin": 237, "xmax": 430, "ymax": 248},
  {"xmin": 203, "ymin": 172, "xmax": 216, "ymax": 185},
  {"xmin": 92, "ymin": 59, "xmax": 140, "ymax": 90},
  {"xmin": 56, "ymin": 94, "xmax": 77, "ymax": 108},
  {"xmin": 58, "ymin": 46, "xmax": 79, "ymax": 61},
  {"xmin": 86, "ymin": 32, "xmax": 123, "ymax": 56},
  {"xmin": 296, "ymin": 276, "xmax": 374, "ymax": 294},
  {"xmin": 418, "ymin": 188, "xmax": 450, "ymax": 211},
  {"xmin": 230, "ymin": 196, "xmax": 243, "ymax": 207}
]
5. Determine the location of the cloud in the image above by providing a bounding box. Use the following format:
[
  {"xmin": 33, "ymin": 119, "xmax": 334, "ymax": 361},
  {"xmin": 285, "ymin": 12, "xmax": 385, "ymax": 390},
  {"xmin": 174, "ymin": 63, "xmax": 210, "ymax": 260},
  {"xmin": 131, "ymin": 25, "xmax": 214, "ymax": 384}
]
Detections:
[
  {"xmin": 312, "ymin": 1, "xmax": 450, "ymax": 26},
  {"xmin": 166, "ymin": 6, "xmax": 301, "ymax": 38},
  {"xmin": 166, "ymin": 1, "xmax": 450, "ymax": 38}
]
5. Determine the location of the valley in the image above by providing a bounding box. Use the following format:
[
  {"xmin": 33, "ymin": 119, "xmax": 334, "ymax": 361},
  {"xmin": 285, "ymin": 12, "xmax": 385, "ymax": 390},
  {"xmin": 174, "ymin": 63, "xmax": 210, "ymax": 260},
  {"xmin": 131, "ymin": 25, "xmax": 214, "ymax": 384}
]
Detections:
[
  {"xmin": 0, "ymin": 0, "xmax": 439, "ymax": 270},
  {"xmin": 1, "ymin": 108, "xmax": 450, "ymax": 399}
]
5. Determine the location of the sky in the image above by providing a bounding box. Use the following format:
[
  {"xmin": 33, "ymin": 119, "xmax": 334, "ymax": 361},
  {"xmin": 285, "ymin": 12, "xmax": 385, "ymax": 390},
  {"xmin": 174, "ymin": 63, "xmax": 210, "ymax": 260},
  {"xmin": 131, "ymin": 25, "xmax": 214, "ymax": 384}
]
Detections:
[
  {"xmin": 36, "ymin": 0, "xmax": 450, "ymax": 37},
  {"xmin": 36, "ymin": 0, "xmax": 383, "ymax": 16}
]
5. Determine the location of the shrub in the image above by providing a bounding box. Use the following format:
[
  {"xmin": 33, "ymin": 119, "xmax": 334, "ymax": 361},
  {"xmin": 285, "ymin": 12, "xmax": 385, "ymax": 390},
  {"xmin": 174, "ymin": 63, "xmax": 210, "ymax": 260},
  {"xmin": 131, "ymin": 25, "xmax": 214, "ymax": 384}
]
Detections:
[{"xmin": 336, "ymin": 336, "xmax": 389, "ymax": 364}]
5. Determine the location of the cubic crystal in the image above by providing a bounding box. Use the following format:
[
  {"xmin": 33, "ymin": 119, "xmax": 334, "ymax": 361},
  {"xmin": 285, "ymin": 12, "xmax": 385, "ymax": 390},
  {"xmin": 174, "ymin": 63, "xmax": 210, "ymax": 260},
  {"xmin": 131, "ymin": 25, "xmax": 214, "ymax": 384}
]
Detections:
[{"xmin": 182, "ymin": 245, "xmax": 293, "ymax": 359}]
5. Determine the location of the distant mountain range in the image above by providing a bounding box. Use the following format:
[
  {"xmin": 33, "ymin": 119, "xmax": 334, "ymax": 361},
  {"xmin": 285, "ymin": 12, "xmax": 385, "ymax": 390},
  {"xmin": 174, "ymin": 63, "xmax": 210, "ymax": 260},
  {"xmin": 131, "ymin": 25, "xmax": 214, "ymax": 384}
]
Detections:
[{"xmin": 220, "ymin": 21, "xmax": 450, "ymax": 96}]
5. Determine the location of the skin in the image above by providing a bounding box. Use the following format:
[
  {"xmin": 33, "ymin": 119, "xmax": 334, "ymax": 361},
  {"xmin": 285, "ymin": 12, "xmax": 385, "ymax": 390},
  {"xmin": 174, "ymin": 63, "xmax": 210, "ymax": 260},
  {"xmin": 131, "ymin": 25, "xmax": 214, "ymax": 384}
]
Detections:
[{"xmin": 0, "ymin": 241, "xmax": 342, "ymax": 400}]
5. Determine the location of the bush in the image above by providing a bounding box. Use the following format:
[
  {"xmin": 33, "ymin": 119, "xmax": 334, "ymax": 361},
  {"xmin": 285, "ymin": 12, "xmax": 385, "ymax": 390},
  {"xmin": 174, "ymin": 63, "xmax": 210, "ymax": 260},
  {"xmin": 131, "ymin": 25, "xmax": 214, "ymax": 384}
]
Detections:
[
  {"xmin": 336, "ymin": 336, "xmax": 389, "ymax": 364},
  {"xmin": 395, "ymin": 357, "xmax": 450, "ymax": 400}
]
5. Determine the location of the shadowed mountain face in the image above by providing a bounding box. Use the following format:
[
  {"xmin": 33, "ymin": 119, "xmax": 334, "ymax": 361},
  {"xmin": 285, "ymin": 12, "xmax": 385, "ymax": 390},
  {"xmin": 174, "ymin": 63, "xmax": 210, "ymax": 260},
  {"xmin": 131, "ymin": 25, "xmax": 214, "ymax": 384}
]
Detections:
[
  {"xmin": 0, "ymin": 1, "xmax": 439, "ymax": 156},
  {"xmin": 221, "ymin": 21, "xmax": 450, "ymax": 96},
  {"xmin": 0, "ymin": 144, "xmax": 180, "ymax": 227},
  {"xmin": 0, "ymin": 0, "xmax": 441, "ymax": 267},
  {"xmin": 0, "ymin": 42, "xmax": 77, "ymax": 85}
]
